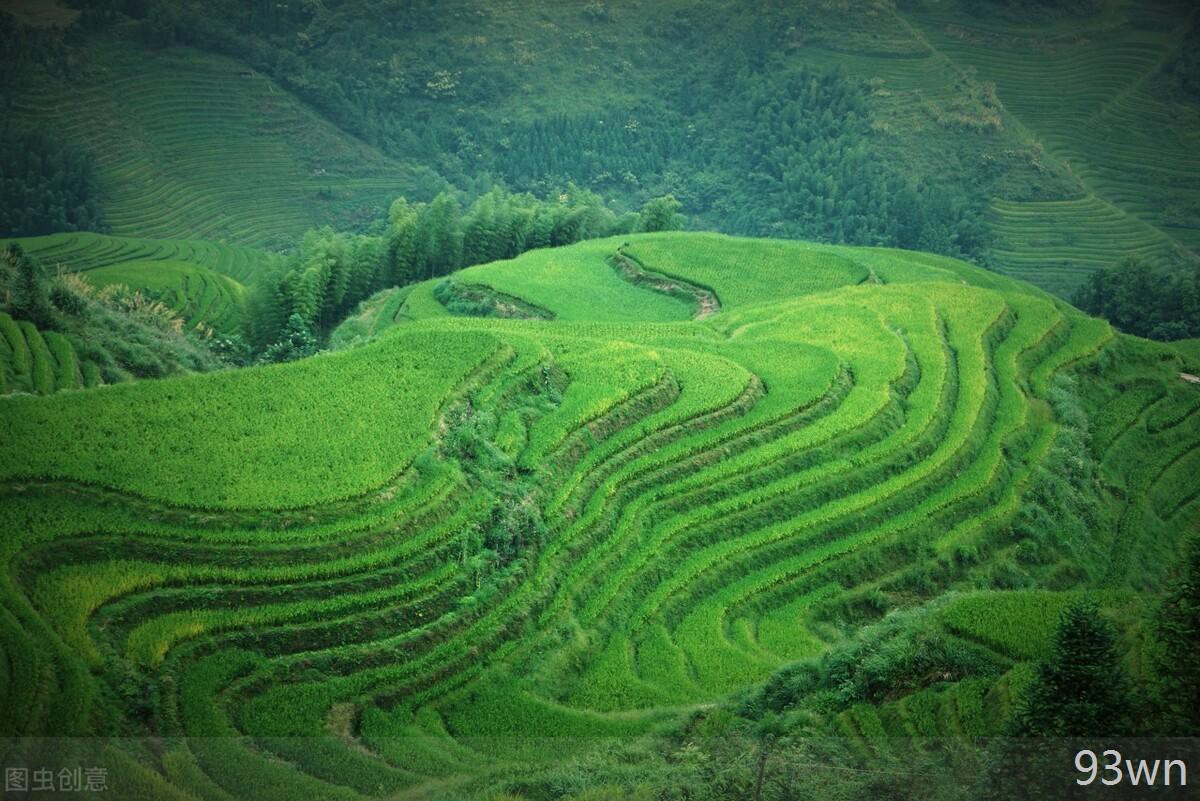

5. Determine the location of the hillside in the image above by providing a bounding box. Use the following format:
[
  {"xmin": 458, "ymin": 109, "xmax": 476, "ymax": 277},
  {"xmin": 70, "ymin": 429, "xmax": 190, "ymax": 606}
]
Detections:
[
  {"xmin": 3, "ymin": 31, "xmax": 443, "ymax": 249},
  {"xmin": 5, "ymin": 0, "xmax": 1199, "ymax": 306},
  {"xmin": 2, "ymin": 233, "xmax": 1196, "ymax": 798},
  {"xmin": 1, "ymin": 231, "xmax": 275, "ymax": 338},
  {"xmin": 2, "ymin": 1, "xmax": 1198, "ymax": 796},
  {"xmin": 899, "ymin": 0, "xmax": 1200, "ymax": 294}
]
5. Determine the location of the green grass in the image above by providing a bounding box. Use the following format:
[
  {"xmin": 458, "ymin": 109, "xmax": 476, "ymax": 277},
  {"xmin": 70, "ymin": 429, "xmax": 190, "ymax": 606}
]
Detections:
[
  {"xmin": 1, "ymin": 232, "xmax": 1196, "ymax": 799},
  {"xmin": 939, "ymin": 590, "xmax": 1136, "ymax": 662},
  {"xmin": 453, "ymin": 238, "xmax": 694, "ymax": 323},
  {"xmin": 620, "ymin": 232, "xmax": 869, "ymax": 310},
  {"xmin": 0, "ymin": 327, "xmax": 500, "ymax": 508}
]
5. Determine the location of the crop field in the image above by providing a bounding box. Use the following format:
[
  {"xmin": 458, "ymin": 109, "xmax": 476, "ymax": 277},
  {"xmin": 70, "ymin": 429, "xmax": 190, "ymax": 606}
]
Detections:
[
  {"xmin": 0, "ymin": 311, "xmax": 97, "ymax": 394},
  {"xmin": 2, "ymin": 232, "xmax": 1196, "ymax": 798},
  {"xmin": 84, "ymin": 260, "xmax": 246, "ymax": 333}
]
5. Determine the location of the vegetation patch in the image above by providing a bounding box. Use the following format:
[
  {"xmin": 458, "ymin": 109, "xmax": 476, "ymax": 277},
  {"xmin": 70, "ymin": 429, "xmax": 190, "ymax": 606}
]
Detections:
[{"xmin": 432, "ymin": 279, "xmax": 554, "ymax": 320}]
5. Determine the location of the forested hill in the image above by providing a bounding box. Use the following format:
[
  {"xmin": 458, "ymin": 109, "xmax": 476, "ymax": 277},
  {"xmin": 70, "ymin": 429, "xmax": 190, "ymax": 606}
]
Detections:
[{"xmin": 4, "ymin": 0, "xmax": 1199, "ymax": 325}]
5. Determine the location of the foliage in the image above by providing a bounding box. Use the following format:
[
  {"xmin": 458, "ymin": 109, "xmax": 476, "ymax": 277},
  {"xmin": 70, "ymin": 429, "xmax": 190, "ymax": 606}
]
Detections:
[
  {"xmin": 759, "ymin": 604, "xmax": 1004, "ymax": 713},
  {"xmin": 1161, "ymin": 15, "xmax": 1200, "ymax": 102},
  {"xmin": 636, "ymin": 195, "xmax": 683, "ymax": 233},
  {"xmin": 1009, "ymin": 601, "xmax": 1136, "ymax": 737},
  {"xmin": 0, "ymin": 227, "xmax": 1195, "ymax": 800},
  {"xmin": 1074, "ymin": 255, "xmax": 1200, "ymax": 341},
  {"xmin": 1151, "ymin": 535, "xmax": 1200, "ymax": 734},
  {"xmin": 254, "ymin": 187, "xmax": 684, "ymax": 348},
  {"xmin": 2, "ymin": 242, "xmax": 54, "ymax": 327},
  {"xmin": 0, "ymin": 243, "xmax": 227, "ymax": 391},
  {"xmin": 958, "ymin": 0, "xmax": 1102, "ymax": 22},
  {"xmin": 0, "ymin": 126, "xmax": 105, "ymax": 237},
  {"xmin": 257, "ymin": 313, "xmax": 318, "ymax": 364},
  {"xmin": 84, "ymin": 259, "xmax": 246, "ymax": 334},
  {"xmin": 47, "ymin": 2, "xmax": 988, "ymax": 264}
]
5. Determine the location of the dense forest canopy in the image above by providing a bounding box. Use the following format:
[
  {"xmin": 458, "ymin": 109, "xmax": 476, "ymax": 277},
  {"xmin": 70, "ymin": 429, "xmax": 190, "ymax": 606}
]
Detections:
[
  {"xmin": 1075, "ymin": 256, "xmax": 1200, "ymax": 341},
  {"xmin": 0, "ymin": 126, "xmax": 105, "ymax": 236}
]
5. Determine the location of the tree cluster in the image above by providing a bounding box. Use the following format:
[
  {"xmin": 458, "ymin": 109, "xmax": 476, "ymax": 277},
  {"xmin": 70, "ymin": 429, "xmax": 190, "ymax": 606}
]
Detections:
[
  {"xmin": 1162, "ymin": 17, "xmax": 1200, "ymax": 103},
  {"xmin": 250, "ymin": 186, "xmax": 681, "ymax": 356},
  {"xmin": 706, "ymin": 67, "xmax": 988, "ymax": 255},
  {"xmin": 0, "ymin": 11, "xmax": 73, "ymax": 90},
  {"xmin": 1074, "ymin": 256, "xmax": 1200, "ymax": 341},
  {"xmin": 0, "ymin": 126, "xmax": 105, "ymax": 237},
  {"xmin": 957, "ymin": 0, "xmax": 1102, "ymax": 22}
]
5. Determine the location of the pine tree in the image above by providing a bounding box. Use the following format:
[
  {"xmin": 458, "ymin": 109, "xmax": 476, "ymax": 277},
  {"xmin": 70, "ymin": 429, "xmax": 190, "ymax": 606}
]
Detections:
[
  {"xmin": 11, "ymin": 246, "xmax": 55, "ymax": 328},
  {"xmin": 982, "ymin": 602, "xmax": 1138, "ymax": 801},
  {"xmin": 1011, "ymin": 601, "xmax": 1135, "ymax": 737}
]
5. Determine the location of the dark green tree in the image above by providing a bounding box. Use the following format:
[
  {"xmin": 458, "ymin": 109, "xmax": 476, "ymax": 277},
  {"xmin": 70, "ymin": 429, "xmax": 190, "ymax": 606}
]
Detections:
[
  {"xmin": 1153, "ymin": 535, "xmax": 1200, "ymax": 734},
  {"xmin": 386, "ymin": 197, "xmax": 423, "ymax": 285},
  {"xmin": 259, "ymin": 313, "xmax": 318, "ymax": 363},
  {"xmin": 0, "ymin": 126, "xmax": 105, "ymax": 237},
  {"xmin": 1073, "ymin": 256, "xmax": 1200, "ymax": 341},
  {"xmin": 4, "ymin": 243, "xmax": 55, "ymax": 328},
  {"xmin": 983, "ymin": 602, "xmax": 1137, "ymax": 801},
  {"xmin": 420, "ymin": 191, "xmax": 464, "ymax": 278},
  {"xmin": 638, "ymin": 194, "xmax": 684, "ymax": 232},
  {"xmin": 1011, "ymin": 601, "xmax": 1135, "ymax": 737}
]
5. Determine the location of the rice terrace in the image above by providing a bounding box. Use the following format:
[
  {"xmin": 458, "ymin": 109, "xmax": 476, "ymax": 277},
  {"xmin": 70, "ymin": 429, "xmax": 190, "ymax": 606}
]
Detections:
[{"xmin": 1, "ymin": 1, "xmax": 1198, "ymax": 799}]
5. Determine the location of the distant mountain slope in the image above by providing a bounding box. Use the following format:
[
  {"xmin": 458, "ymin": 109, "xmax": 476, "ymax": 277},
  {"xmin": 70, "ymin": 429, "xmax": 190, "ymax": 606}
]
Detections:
[
  {"xmin": 897, "ymin": 0, "xmax": 1199, "ymax": 294},
  {"xmin": 4, "ymin": 231, "xmax": 272, "ymax": 283},
  {"xmin": 4, "ymin": 31, "xmax": 443, "ymax": 248},
  {"xmin": 6, "ymin": 1, "xmax": 1199, "ymax": 312}
]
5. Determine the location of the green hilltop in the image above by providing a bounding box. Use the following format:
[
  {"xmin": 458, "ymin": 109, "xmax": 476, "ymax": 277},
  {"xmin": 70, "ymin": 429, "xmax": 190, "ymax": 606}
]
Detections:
[{"xmin": 2, "ymin": 232, "xmax": 1197, "ymax": 797}]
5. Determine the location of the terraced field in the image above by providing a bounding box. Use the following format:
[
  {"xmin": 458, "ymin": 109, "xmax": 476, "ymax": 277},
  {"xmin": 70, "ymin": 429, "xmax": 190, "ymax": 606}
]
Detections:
[
  {"xmin": 4, "ymin": 231, "xmax": 271, "ymax": 284},
  {"xmin": 83, "ymin": 261, "xmax": 245, "ymax": 333},
  {"xmin": 1, "ymin": 233, "xmax": 1197, "ymax": 798},
  {"xmin": 5, "ymin": 37, "xmax": 436, "ymax": 248},
  {"xmin": 898, "ymin": 1, "xmax": 1200, "ymax": 294},
  {"xmin": 0, "ymin": 311, "xmax": 98, "ymax": 395},
  {"xmin": 1, "ymin": 232, "xmax": 266, "ymax": 339}
]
